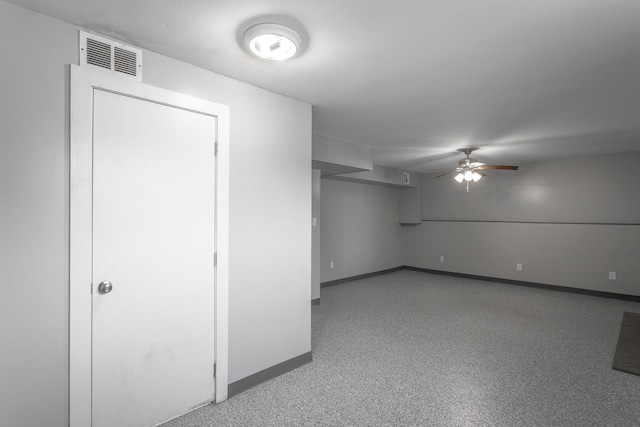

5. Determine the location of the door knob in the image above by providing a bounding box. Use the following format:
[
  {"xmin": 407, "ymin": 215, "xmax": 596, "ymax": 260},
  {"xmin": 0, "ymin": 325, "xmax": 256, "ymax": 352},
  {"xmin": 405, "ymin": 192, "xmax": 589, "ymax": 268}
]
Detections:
[{"xmin": 98, "ymin": 281, "xmax": 113, "ymax": 294}]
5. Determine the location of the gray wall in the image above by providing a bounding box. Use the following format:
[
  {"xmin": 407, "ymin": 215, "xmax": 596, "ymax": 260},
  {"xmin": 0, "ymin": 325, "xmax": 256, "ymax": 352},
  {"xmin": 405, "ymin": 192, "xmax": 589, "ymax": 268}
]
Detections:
[
  {"xmin": 419, "ymin": 152, "xmax": 640, "ymax": 223},
  {"xmin": 320, "ymin": 179, "xmax": 404, "ymax": 282},
  {"xmin": 406, "ymin": 151, "xmax": 640, "ymax": 295},
  {"xmin": 0, "ymin": 3, "xmax": 311, "ymax": 426},
  {"xmin": 318, "ymin": 152, "xmax": 640, "ymax": 296}
]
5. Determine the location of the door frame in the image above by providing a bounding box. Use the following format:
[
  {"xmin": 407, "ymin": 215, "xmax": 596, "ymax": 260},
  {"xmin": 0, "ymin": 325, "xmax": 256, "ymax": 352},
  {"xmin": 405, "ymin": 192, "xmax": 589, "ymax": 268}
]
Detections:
[{"xmin": 69, "ymin": 64, "xmax": 230, "ymax": 427}]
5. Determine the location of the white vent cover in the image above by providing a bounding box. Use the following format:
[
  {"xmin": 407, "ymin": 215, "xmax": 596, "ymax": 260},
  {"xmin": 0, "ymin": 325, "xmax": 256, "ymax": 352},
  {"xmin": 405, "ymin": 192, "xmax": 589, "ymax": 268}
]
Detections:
[{"xmin": 79, "ymin": 31, "xmax": 142, "ymax": 81}]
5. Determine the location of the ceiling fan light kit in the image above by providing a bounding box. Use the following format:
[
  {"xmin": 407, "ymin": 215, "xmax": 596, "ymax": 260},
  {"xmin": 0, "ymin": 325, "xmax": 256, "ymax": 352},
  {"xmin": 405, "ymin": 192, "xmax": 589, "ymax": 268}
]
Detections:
[
  {"xmin": 455, "ymin": 170, "xmax": 482, "ymax": 183},
  {"xmin": 436, "ymin": 148, "xmax": 519, "ymax": 192}
]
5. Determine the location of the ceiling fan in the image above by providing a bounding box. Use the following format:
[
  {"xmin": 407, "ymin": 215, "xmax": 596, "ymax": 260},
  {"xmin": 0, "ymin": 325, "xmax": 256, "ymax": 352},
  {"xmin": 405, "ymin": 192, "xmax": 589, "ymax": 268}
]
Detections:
[{"xmin": 434, "ymin": 148, "xmax": 518, "ymax": 192}]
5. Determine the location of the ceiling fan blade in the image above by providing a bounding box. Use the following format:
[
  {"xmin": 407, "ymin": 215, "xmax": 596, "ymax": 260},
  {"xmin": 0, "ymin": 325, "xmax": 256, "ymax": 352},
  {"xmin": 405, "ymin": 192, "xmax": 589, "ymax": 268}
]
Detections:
[
  {"xmin": 433, "ymin": 170, "xmax": 456, "ymax": 178},
  {"xmin": 424, "ymin": 167, "xmax": 456, "ymax": 173},
  {"xmin": 476, "ymin": 165, "xmax": 519, "ymax": 170}
]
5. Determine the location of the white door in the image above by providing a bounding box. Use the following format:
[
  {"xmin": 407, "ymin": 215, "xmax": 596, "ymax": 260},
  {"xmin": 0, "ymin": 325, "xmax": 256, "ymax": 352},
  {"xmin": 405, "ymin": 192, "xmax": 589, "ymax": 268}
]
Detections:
[{"xmin": 91, "ymin": 89, "xmax": 216, "ymax": 427}]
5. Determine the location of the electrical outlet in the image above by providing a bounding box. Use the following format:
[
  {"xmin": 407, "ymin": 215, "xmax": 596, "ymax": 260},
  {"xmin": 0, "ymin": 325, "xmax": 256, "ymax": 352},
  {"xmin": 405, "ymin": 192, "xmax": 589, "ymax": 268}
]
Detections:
[
  {"xmin": 402, "ymin": 172, "xmax": 410, "ymax": 185},
  {"xmin": 516, "ymin": 263, "xmax": 523, "ymax": 271},
  {"xmin": 330, "ymin": 261, "xmax": 334, "ymax": 269},
  {"xmin": 609, "ymin": 271, "xmax": 616, "ymax": 280},
  {"xmin": 440, "ymin": 256, "xmax": 445, "ymax": 262}
]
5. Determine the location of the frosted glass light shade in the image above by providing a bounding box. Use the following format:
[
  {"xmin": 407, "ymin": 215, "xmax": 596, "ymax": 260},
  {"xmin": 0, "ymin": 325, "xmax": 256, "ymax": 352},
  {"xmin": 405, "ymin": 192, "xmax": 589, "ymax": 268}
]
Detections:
[
  {"xmin": 244, "ymin": 24, "xmax": 302, "ymax": 60},
  {"xmin": 455, "ymin": 170, "xmax": 482, "ymax": 184}
]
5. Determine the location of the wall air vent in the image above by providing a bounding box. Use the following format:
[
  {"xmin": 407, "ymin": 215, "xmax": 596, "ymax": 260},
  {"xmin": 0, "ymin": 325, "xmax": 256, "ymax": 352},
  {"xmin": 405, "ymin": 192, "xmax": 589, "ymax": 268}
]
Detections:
[{"xmin": 79, "ymin": 31, "xmax": 142, "ymax": 81}]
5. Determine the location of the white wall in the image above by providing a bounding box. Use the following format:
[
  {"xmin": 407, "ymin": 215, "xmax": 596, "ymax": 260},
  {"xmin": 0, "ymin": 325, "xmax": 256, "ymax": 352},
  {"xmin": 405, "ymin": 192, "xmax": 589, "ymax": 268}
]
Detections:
[
  {"xmin": 0, "ymin": 2, "xmax": 311, "ymax": 426},
  {"xmin": 0, "ymin": 5, "xmax": 75, "ymax": 426},
  {"xmin": 406, "ymin": 152, "xmax": 640, "ymax": 295},
  {"xmin": 320, "ymin": 179, "xmax": 404, "ymax": 282},
  {"xmin": 143, "ymin": 49, "xmax": 312, "ymax": 384},
  {"xmin": 312, "ymin": 170, "xmax": 321, "ymax": 300}
]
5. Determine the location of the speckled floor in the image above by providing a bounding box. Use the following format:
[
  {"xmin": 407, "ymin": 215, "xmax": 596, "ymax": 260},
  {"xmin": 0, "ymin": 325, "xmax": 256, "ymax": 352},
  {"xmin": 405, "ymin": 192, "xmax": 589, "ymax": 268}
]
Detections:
[{"xmin": 163, "ymin": 270, "xmax": 640, "ymax": 427}]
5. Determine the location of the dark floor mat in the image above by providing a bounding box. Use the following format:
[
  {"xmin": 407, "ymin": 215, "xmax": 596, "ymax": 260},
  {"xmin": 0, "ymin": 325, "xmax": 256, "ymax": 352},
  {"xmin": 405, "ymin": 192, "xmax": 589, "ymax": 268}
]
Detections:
[{"xmin": 612, "ymin": 311, "xmax": 640, "ymax": 377}]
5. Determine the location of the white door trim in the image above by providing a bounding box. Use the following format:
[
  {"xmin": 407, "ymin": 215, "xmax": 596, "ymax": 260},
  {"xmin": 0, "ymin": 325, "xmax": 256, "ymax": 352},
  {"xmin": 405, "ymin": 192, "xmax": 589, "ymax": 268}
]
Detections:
[{"xmin": 69, "ymin": 64, "xmax": 230, "ymax": 427}]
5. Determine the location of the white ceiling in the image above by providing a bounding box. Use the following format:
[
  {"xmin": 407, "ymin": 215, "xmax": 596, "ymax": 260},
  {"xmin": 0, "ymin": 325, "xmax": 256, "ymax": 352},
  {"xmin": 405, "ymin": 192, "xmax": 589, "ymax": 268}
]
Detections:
[{"xmin": 9, "ymin": 0, "xmax": 640, "ymax": 171}]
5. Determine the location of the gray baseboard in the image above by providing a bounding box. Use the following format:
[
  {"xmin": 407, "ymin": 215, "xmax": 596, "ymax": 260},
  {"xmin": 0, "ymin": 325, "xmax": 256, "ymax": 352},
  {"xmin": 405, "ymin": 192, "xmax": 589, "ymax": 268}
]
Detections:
[
  {"xmin": 319, "ymin": 265, "xmax": 640, "ymax": 302},
  {"xmin": 404, "ymin": 266, "xmax": 640, "ymax": 303},
  {"xmin": 228, "ymin": 351, "xmax": 313, "ymax": 398},
  {"xmin": 320, "ymin": 266, "xmax": 404, "ymax": 288},
  {"xmin": 311, "ymin": 298, "xmax": 320, "ymax": 306}
]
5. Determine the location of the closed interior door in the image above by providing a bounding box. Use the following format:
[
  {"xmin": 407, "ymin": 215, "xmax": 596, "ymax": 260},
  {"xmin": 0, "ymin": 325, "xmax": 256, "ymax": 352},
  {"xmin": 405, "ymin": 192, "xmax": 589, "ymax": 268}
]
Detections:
[{"xmin": 91, "ymin": 89, "xmax": 216, "ymax": 427}]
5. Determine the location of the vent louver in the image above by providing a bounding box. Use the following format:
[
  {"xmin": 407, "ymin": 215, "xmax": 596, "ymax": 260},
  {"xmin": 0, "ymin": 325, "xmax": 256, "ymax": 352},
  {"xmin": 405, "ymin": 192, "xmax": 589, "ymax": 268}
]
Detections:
[
  {"xmin": 114, "ymin": 47, "xmax": 137, "ymax": 76},
  {"xmin": 86, "ymin": 38, "xmax": 111, "ymax": 70},
  {"xmin": 79, "ymin": 31, "xmax": 142, "ymax": 81}
]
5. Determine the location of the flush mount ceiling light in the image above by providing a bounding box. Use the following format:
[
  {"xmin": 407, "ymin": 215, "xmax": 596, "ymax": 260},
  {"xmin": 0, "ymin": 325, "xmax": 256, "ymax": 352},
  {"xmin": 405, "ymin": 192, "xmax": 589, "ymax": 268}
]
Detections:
[{"xmin": 244, "ymin": 23, "xmax": 302, "ymax": 61}]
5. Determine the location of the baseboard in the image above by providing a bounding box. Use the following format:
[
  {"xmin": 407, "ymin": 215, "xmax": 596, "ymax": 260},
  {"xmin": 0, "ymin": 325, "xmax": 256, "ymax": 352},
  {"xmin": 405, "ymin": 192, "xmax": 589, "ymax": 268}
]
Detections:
[
  {"xmin": 311, "ymin": 298, "xmax": 320, "ymax": 306},
  {"xmin": 320, "ymin": 266, "xmax": 404, "ymax": 288},
  {"xmin": 403, "ymin": 266, "xmax": 640, "ymax": 303},
  {"xmin": 228, "ymin": 351, "xmax": 313, "ymax": 398}
]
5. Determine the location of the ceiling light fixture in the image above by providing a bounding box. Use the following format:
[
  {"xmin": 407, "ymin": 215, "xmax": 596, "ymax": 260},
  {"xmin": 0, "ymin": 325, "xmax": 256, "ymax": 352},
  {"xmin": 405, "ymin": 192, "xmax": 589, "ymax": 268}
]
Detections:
[
  {"xmin": 454, "ymin": 170, "xmax": 483, "ymax": 183},
  {"xmin": 434, "ymin": 148, "xmax": 518, "ymax": 192},
  {"xmin": 244, "ymin": 23, "xmax": 302, "ymax": 61}
]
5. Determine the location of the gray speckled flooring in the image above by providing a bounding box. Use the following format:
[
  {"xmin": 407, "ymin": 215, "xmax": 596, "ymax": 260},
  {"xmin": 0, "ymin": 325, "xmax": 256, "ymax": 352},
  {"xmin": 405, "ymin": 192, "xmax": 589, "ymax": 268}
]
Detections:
[{"xmin": 163, "ymin": 270, "xmax": 640, "ymax": 427}]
